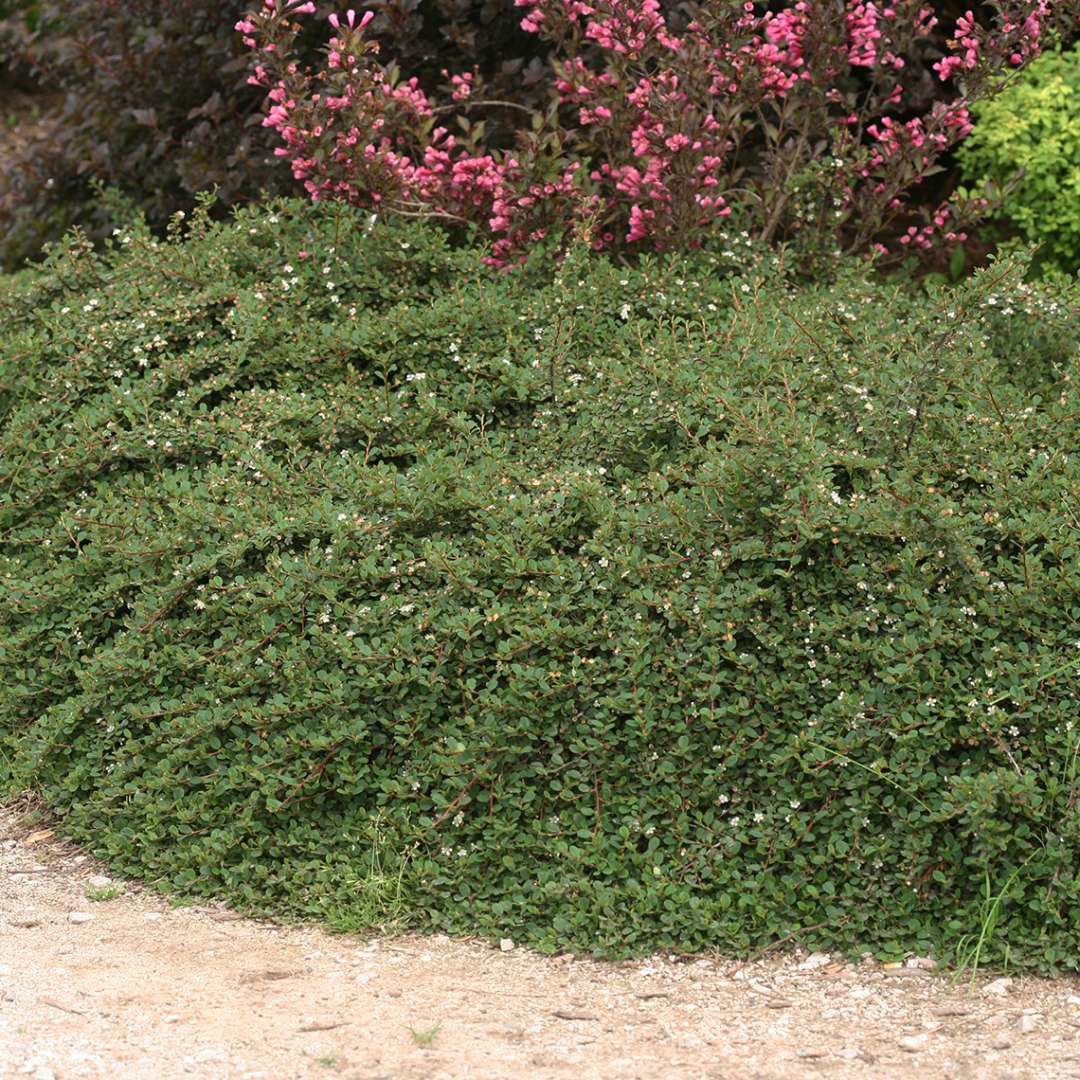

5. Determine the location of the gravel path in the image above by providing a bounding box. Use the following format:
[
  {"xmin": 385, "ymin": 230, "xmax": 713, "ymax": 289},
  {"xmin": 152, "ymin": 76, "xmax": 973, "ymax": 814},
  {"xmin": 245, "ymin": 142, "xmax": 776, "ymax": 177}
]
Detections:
[{"xmin": 4, "ymin": 806, "xmax": 1080, "ymax": 1080}]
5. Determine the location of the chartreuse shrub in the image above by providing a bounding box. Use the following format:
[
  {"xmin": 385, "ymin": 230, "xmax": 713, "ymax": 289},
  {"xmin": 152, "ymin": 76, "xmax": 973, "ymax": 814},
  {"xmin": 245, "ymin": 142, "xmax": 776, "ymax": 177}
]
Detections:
[
  {"xmin": 959, "ymin": 45, "xmax": 1080, "ymax": 276},
  {"xmin": 3, "ymin": 199, "xmax": 1080, "ymax": 969}
]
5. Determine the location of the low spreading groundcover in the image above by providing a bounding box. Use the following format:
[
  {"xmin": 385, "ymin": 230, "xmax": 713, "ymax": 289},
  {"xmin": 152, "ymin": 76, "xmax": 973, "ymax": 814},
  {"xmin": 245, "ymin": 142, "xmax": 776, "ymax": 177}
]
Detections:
[{"xmin": 3, "ymin": 200, "xmax": 1080, "ymax": 968}]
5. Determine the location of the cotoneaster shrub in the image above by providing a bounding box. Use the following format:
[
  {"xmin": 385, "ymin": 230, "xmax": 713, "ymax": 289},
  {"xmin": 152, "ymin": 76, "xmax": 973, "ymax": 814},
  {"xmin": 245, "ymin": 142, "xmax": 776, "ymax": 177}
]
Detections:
[
  {"xmin": 3, "ymin": 200, "xmax": 1080, "ymax": 968},
  {"xmin": 958, "ymin": 44, "xmax": 1080, "ymax": 275}
]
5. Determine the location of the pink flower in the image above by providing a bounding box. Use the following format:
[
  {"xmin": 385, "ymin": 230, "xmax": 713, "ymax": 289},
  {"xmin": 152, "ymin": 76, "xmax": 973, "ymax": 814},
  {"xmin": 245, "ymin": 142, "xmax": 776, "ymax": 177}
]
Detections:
[{"xmin": 329, "ymin": 9, "xmax": 374, "ymax": 30}]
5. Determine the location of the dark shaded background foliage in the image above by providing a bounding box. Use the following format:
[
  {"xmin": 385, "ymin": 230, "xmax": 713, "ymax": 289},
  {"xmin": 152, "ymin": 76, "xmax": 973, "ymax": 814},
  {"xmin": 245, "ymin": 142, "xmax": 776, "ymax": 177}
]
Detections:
[{"xmin": 0, "ymin": 0, "xmax": 547, "ymax": 268}]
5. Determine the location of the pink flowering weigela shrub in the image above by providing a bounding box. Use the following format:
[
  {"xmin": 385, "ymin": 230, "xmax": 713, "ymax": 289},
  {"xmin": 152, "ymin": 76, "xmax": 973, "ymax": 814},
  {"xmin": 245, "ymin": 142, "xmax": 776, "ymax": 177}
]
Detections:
[{"xmin": 241, "ymin": 0, "xmax": 1078, "ymax": 265}]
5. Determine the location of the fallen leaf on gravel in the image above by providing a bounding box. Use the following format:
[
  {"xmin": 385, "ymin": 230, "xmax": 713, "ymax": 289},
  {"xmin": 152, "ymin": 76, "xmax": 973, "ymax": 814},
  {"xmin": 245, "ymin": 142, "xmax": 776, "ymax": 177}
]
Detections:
[
  {"xmin": 934, "ymin": 1005, "xmax": 974, "ymax": 1017},
  {"xmin": 10, "ymin": 917, "xmax": 42, "ymax": 928},
  {"xmin": 23, "ymin": 830, "xmax": 54, "ymax": 846},
  {"xmin": 552, "ymin": 1009, "xmax": 599, "ymax": 1020},
  {"xmin": 298, "ymin": 1021, "xmax": 349, "ymax": 1032},
  {"xmin": 208, "ymin": 912, "xmax": 244, "ymax": 922},
  {"xmin": 765, "ymin": 999, "xmax": 794, "ymax": 1009},
  {"xmin": 635, "ymin": 992, "xmax": 671, "ymax": 1000}
]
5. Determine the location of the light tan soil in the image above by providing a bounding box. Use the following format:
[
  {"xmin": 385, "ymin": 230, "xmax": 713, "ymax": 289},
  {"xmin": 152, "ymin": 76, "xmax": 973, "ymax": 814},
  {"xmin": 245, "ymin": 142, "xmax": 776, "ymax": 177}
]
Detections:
[{"xmin": 4, "ymin": 807, "xmax": 1080, "ymax": 1080}]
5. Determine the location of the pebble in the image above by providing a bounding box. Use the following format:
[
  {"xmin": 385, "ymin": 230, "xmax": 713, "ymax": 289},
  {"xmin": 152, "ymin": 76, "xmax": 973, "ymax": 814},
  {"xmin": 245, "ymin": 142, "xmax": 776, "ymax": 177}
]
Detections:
[
  {"xmin": 1016, "ymin": 1014, "xmax": 1039, "ymax": 1034},
  {"xmin": 904, "ymin": 956, "xmax": 936, "ymax": 970},
  {"xmin": 798, "ymin": 952, "xmax": 832, "ymax": 971},
  {"xmin": 897, "ymin": 1034, "xmax": 929, "ymax": 1053},
  {"xmin": 499, "ymin": 938, "xmax": 515, "ymax": 952},
  {"xmin": 992, "ymin": 1036, "xmax": 1013, "ymax": 1050},
  {"xmin": 87, "ymin": 874, "xmax": 111, "ymax": 889},
  {"xmin": 67, "ymin": 911, "xmax": 93, "ymax": 924},
  {"xmin": 983, "ymin": 977, "xmax": 1013, "ymax": 996},
  {"xmin": 163, "ymin": 1014, "xmax": 181, "ymax": 1024}
]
